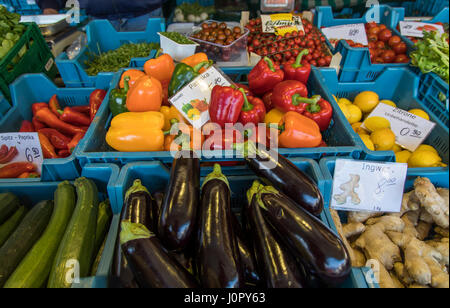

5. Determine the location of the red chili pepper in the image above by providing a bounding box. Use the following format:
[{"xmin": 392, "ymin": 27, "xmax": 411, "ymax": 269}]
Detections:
[
  {"xmin": 272, "ymin": 80, "xmax": 309, "ymax": 114},
  {"xmin": 0, "ymin": 146, "xmax": 18, "ymax": 164},
  {"xmin": 60, "ymin": 107, "xmax": 91, "ymax": 126},
  {"xmin": 89, "ymin": 89, "xmax": 107, "ymax": 121},
  {"xmin": 19, "ymin": 120, "xmax": 35, "ymax": 132},
  {"xmin": 248, "ymin": 57, "xmax": 284, "ymax": 95},
  {"xmin": 283, "ymin": 49, "xmax": 312, "ymax": 85},
  {"xmin": 68, "ymin": 132, "xmax": 85, "ymax": 153},
  {"xmin": 262, "ymin": 92, "xmax": 274, "ymax": 111},
  {"xmin": 302, "ymin": 95, "xmax": 333, "ymax": 131},
  {"xmin": 17, "ymin": 172, "xmax": 40, "ymax": 179},
  {"xmin": 71, "ymin": 106, "xmax": 91, "ymax": 115},
  {"xmin": 38, "ymin": 128, "xmax": 71, "ymax": 150},
  {"xmin": 32, "ymin": 103, "xmax": 48, "ymax": 116},
  {"xmin": 58, "ymin": 149, "xmax": 71, "ymax": 158},
  {"xmin": 0, "ymin": 145, "xmax": 8, "ymax": 158},
  {"xmin": 32, "ymin": 117, "xmax": 47, "ymax": 131},
  {"xmin": 238, "ymin": 89, "xmax": 266, "ymax": 125},
  {"xmin": 38, "ymin": 132, "xmax": 59, "ymax": 159},
  {"xmin": 49, "ymin": 95, "xmax": 63, "ymax": 117},
  {"xmin": 35, "ymin": 108, "xmax": 86, "ymax": 136},
  {"xmin": 209, "ymin": 85, "xmax": 245, "ymax": 128},
  {"xmin": 0, "ymin": 162, "xmax": 36, "ymax": 179}
]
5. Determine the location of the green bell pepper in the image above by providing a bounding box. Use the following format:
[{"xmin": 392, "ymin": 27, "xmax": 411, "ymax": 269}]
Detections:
[
  {"xmin": 168, "ymin": 60, "xmax": 213, "ymax": 97},
  {"xmin": 109, "ymin": 76, "xmax": 130, "ymax": 117}
]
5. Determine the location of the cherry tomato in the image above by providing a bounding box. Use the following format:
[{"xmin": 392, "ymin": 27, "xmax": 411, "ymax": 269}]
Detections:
[
  {"xmin": 310, "ymin": 60, "xmax": 317, "ymax": 66},
  {"xmin": 313, "ymin": 51, "xmax": 320, "ymax": 59},
  {"xmin": 392, "ymin": 42, "xmax": 407, "ymax": 54},
  {"xmin": 317, "ymin": 58, "xmax": 327, "ymax": 67},
  {"xmin": 380, "ymin": 50, "xmax": 396, "ymax": 63},
  {"xmin": 307, "ymin": 40, "xmax": 315, "ymax": 48},
  {"xmin": 378, "ymin": 29, "xmax": 393, "ymax": 42},
  {"xmin": 388, "ymin": 35, "xmax": 401, "ymax": 47},
  {"xmin": 305, "ymin": 54, "xmax": 313, "ymax": 61}
]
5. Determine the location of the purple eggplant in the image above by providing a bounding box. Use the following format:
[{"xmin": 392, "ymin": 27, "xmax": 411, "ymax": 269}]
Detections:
[
  {"xmin": 196, "ymin": 164, "xmax": 245, "ymax": 288},
  {"xmin": 120, "ymin": 222, "xmax": 198, "ymax": 288},
  {"xmin": 159, "ymin": 151, "xmax": 200, "ymax": 251},
  {"xmin": 243, "ymin": 142, "xmax": 323, "ymax": 216},
  {"xmin": 246, "ymin": 181, "xmax": 304, "ymax": 288},
  {"xmin": 152, "ymin": 192, "xmax": 164, "ymax": 229},
  {"xmin": 256, "ymin": 184, "xmax": 352, "ymax": 286}
]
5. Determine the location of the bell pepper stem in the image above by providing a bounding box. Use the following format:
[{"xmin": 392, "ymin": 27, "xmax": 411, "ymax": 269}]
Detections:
[
  {"xmin": 193, "ymin": 60, "xmax": 213, "ymax": 73},
  {"xmin": 263, "ymin": 56, "xmax": 276, "ymax": 72},
  {"xmin": 239, "ymin": 88, "xmax": 254, "ymax": 112},
  {"xmin": 292, "ymin": 94, "xmax": 321, "ymax": 107},
  {"xmin": 155, "ymin": 48, "xmax": 162, "ymax": 59},
  {"xmin": 292, "ymin": 49, "xmax": 309, "ymax": 68},
  {"xmin": 123, "ymin": 76, "xmax": 131, "ymax": 92}
]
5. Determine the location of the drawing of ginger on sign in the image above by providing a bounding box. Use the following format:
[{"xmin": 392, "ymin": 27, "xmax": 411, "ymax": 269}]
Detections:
[{"xmin": 333, "ymin": 174, "xmax": 361, "ymax": 205}]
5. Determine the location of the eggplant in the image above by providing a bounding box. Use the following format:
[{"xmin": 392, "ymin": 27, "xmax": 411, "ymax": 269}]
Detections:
[
  {"xmin": 152, "ymin": 192, "xmax": 164, "ymax": 229},
  {"xmin": 246, "ymin": 181, "xmax": 304, "ymax": 288},
  {"xmin": 110, "ymin": 180, "xmax": 154, "ymax": 288},
  {"xmin": 244, "ymin": 142, "xmax": 323, "ymax": 216},
  {"xmin": 197, "ymin": 164, "xmax": 245, "ymax": 288},
  {"xmin": 120, "ymin": 221, "xmax": 198, "ymax": 288},
  {"xmin": 159, "ymin": 151, "xmax": 200, "ymax": 251},
  {"xmin": 256, "ymin": 184, "xmax": 352, "ymax": 286}
]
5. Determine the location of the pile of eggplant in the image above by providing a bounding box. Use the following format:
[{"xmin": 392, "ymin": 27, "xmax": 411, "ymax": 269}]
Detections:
[{"xmin": 110, "ymin": 149, "xmax": 351, "ymax": 288}]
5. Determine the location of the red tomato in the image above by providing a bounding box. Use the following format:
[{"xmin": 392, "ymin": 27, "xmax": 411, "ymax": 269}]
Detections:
[
  {"xmin": 388, "ymin": 35, "xmax": 401, "ymax": 47},
  {"xmin": 378, "ymin": 29, "xmax": 393, "ymax": 42},
  {"xmin": 392, "ymin": 42, "xmax": 407, "ymax": 55},
  {"xmin": 310, "ymin": 60, "xmax": 317, "ymax": 66},
  {"xmin": 368, "ymin": 26, "xmax": 381, "ymax": 36},
  {"xmin": 380, "ymin": 50, "xmax": 396, "ymax": 63},
  {"xmin": 374, "ymin": 57, "xmax": 384, "ymax": 64},
  {"xmin": 395, "ymin": 54, "xmax": 409, "ymax": 63},
  {"xmin": 368, "ymin": 34, "xmax": 378, "ymax": 43},
  {"xmin": 317, "ymin": 58, "xmax": 327, "ymax": 67},
  {"xmin": 368, "ymin": 42, "xmax": 376, "ymax": 49},
  {"xmin": 378, "ymin": 24, "xmax": 387, "ymax": 31},
  {"xmin": 305, "ymin": 54, "xmax": 313, "ymax": 61},
  {"xmin": 366, "ymin": 22, "xmax": 378, "ymax": 29},
  {"xmin": 375, "ymin": 41, "xmax": 386, "ymax": 49}
]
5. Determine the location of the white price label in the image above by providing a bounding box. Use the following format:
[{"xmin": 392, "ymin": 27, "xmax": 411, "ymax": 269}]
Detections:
[
  {"xmin": 399, "ymin": 21, "xmax": 445, "ymax": 38},
  {"xmin": 321, "ymin": 23, "xmax": 368, "ymax": 47},
  {"xmin": 331, "ymin": 159, "xmax": 408, "ymax": 213},
  {"xmin": 362, "ymin": 103, "xmax": 436, "ymax": 152},
  {"xmin": 0, "ymin": 133, "xmax": 44, "ymax": 176},
  {"xmin": 169, "ymin": 66, "xmax": 232, "ymax": 129},
  {"xmin": 260, "ymin": 14, "xmax": 304, "ymax": 34}
]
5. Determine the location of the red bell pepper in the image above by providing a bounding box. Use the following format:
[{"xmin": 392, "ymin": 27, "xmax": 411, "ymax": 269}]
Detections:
[
  {"xmin": 32, "ymin": 117, "xmax": 47, "ymax": 131},
  {"xmin": 235, "ymin": 83, "xmax": 254, "ymax": 97},
  {"xmin": 272, "ymin": 80, "xmax": 309, "ymax": 114},
  {"xmin": 38, "ymin": 132, "xmax": 59, "ymax": 159},
  {"xmin": 49, "ymin": 95, "xmax": 63, "ymax": 117},
  {"xmin": 19, "ymin": 120, "xmax": 35, "ymax": 132},
  {"xmin": 68, "ymin": 132, "xmax": 85, "ymax": 153},
  {"xmin": 38, "ymin": 128, "xmax": 71, "ymax": 150},
  {"xmin": 35, "ymin": 108, "xmax": 86, "ymax": 136},
  {"xmin": 283, "ymin": 49, "xmax": 312, "ymax": 84},
  {"xmin": 60, "ymin": 107, "xmax": 91, "ymax": 126},
  {"xmin": 32, "ymin": 103, "xmax": 48, "ymax": 116},
  {"xmin": 244, "ymin": 125, "xmax": 278, "ymax": 149},
  {"xmin": 209, "ymin": 85, "xmax": 245, "ymax": 128},
  {"xmin": 89, "ymin": 89, "xmax": 107, "ymax": 121},
  {"xmin": 248, "ymin": 57, "xmax": 284, "ymax": 95},
  {"xmin": 238, "ymin": 89, "xmax": 266, "ymax": 125},
  {"xmin": 302, "ymin": 95, "xmax": 333, "ymax": 131},
  {"xmin": 0, "ymin": 162, "xmax": 37, "ymax": 179},
  {"xmin": 0, "ymin": 146, "xmax": 18, "ymax": 164},
  {"xmin": 262, "ymin": 92, "xmax": 274, "ymax": 111}
]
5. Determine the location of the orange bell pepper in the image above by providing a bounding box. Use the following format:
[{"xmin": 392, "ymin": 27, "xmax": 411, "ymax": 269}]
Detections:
[
  {"xmin": 144, "ymin": 49, "xmax": 175, "ymax": 83},
  {"xmin": 126, "ymin": 75, "xmax": 163, "ymax": 112},
  {"xmin": 181, "ymin": 53, "xmax": 209, "ymax": 73},
  {"xmin": 164, "ymin": 124, "xmax": 204, "ymax": 151},
  {"xmin": 279, "ymin": 111, "xmax": 322, "ymax": 148},
  {"xmin": 119, "ymin": 69, "xmax": 145, "ymax": 88}
]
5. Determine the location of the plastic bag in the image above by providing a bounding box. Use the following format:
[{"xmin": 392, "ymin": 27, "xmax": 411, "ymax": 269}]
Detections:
[{"xmin": 66, "ymin": 32, "xmax": 87, "ymax": 60}]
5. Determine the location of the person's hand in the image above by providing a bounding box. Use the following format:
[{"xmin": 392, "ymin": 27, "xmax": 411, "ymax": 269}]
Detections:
[{"xmin": 43, "ymin": 8, "xmax": 59, "ymax": 15}]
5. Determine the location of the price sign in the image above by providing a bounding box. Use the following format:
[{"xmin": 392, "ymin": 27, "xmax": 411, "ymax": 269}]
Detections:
[
  {"xmin": 362, "ymin": 103, "xmax": 436, "ymax": 152},
  {"xmin": 399, "ymin": 21, "xmax": 445, "ymax": 38},
  {"xmin": 331, "ymin": 159, "xmax": 408, "ymax": 213},
  {"xmin": 321, "ymin": 23, "xmax": 368, "ymax": 47},
  {"xmin": 0, "ymin": 133, "xmax": 44, "ymax": 176},
  {"xmin": 169, "ymin": 66, "xmax": 232, "ymax": 129},
  {"xmin": 260, "ymin": 14, "xmax": 305, "ymax": 35}
]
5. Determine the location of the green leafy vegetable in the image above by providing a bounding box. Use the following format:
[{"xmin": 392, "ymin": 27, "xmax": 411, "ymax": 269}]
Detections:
[
  {"xmin": 160, "ymin": 32, "xmax": 196, "ymax": 45},
  {"xmin": 0, "ymin": 5, "xmax": 25, "ymax": 61}
]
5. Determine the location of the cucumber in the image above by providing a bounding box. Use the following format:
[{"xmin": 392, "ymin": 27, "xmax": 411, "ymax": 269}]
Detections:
[
  {"xmin": 0, "ymin": 205, "xmax": 27, "ymax": 247},
  {"xmin": 0, "ymin": 193, "xmax": 20, "ymax": 224},
  {"xmin": 4, "ymin": 182, "xmax": 76, "ymax": 288},
  {"xmin": 48, "ymin": 177, "xmax": 99, "ymax": 288},
  {"xmin": 0, "ymin": 200, "xmax": 54, "ymax": 287},
  {"xmin": 93, "ymin": 200, "xmax": 112, "ymax": 258}
]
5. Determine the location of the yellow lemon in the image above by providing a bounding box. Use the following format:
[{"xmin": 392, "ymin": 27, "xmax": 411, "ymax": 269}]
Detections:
[
  {"xmin": 338, "ymin": 102, "xmax": 351, "ymax": 120},
  {"xmin": 370, "ymin": 128, "xmax": 396, "ymax": 151},
  {"xmin": 364, "ymin": 116, "xmax": 391, "ymax": 132},
  {"xmin": 338, "ymin": 98, "xmax": 353, "ymax": 106},
  {"xmin": 409, "ymin": 109, "xmax": 430, "ymax": 121},
  {"xmin": 380, "ymin": 100, "xmax": 397, "ymax": 108},
  {"xmin": 346, "ymin": 104, "xmax": 363, "ymax": 124},
  {"xmin": 396, "ymin": 150, "xmax": 412, "ymax": 163},
  {"xmin": 392, "ymin": 144, "xmax": 404, "ymax": 153},
  {"xmin": 415, "ymin": 144, "xmax": 438, "ymax": 155},
  {"xmin": 352, "ymin": 122, "xmax": 369, "ymax": 135},
  {"xmin": 408, "ymin": 150, "xmax": 442, "ymax": 168},
  {"xmin": 354, "ymin": 91, "xmax": 379, "ymax": 113},
  {"xmin": 359, "ymin": 134, "xmax": 375, "ymax": 151}
]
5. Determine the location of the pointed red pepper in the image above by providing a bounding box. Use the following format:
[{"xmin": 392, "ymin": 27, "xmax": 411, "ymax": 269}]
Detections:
[
  {"xmin": 302, "ymin": 95, "xmax": 333, "ymax": 132},
  {"xmin": 209, "ymin": 85, "xmax": 245, "ymax": 128},
  {"xmin": 32, "ymin": 117, "xmax": 47, "ymax": 131},
  {"xmin": 38, "ymin": 128, "xmax": 71, "ymax": 150},
  {"xmin": 71, "ymin": 106, "xmax": 91, "ymax": 115},
  {"xmin": 35, "ymin": 108, "xmax": 86, "ymax": 136},
  {"xmin": 19, "ymin": 120, "xmax": 35, "ymax": 132},
  {"xmin": 60, "ymin": 107, "xmax": 91, "ymax": 126},
  {"xmin": 0, "ymin": 162, "xmax": 36, "ymax": 179},
  {"xmin": 283, "ymin": 49, "xmax": 312, "ymax": 84},
  {"xmin": 238, "ymin": 89, "xmax": 266, "ymax": 125},
  {"xmin": 32, "ymin": 103, "xmax": 48, "ymax": 116},
  {"xmin": 89, "ymin": 89, "xmax": 107, "ymax": 121},
  {"xmin": 68, "ymin": 132, "xmax": 86, "ymax": 153},
  {"xmin": 49, "ymin": 95, "xmax": 63, "ymax": 117},
  {"xmin": 272, "ymin": 80, "xmax": 309, "ymax": 114},
  {"xmin": 248, "ymin": 57, "xmax": 284, "ymax": 95}
]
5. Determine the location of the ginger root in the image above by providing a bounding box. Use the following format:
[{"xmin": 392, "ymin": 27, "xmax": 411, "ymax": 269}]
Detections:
[
  {"xmin": 348, "ymin": 211, "xmax": 383, "ymax": 224},
  {"xmin": 343, "ymin": 222, "xmax": 366, "ymax": 239},
  {"xmin": 394, "ymin": 262, "xmax": 414, "ymax": 286},
  {"xmin": 427, "ymin": 238, "xmax": 449, "ymax": 267},
  {"xmin": 414, "ymin": 177, "xmax": 449, "ymax": 229},
  {"xmin": 416, "ymin": 221, "xmax": 433, "ymax": 241}
]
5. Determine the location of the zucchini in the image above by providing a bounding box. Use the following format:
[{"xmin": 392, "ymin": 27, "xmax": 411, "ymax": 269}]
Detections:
[
  {"xmin": 0, "ymin": 200, "xmax": 54, "ymax": 287},
  {"xmin": 4, "ymin": 182, "xmax": 76, "ymax": 288},
  {"xmin": 0, "ymin": 193, "xmax": 20, "ymax": 224},
  {"xmin": 48, "ymin": 177, "xmax": 99, "ymax": 288},
  {"xmin": 0, "ymin": 205, "xmax": 27, "ymax": 247},
  {"xmin": 93, "ymin": 200, "xmax": 112, "ymax": 258},
  {"xmin": 90, "ymin": 236, "xmax": 107, "ymax": 276}
]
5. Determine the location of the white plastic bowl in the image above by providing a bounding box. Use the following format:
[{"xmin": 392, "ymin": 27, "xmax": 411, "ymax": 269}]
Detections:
[{"xmin": 158, "ymin": 32, "xmax": 198, "ymax": 62}]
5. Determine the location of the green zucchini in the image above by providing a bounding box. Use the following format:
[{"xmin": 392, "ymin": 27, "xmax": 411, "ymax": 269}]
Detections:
[
  {"xmin": 48, "ymin": 177, "xmax": 99, "ymax": 288},
  {"xmin": 0, "ymin": 193, "xmax": 20, "ymax": 224},
  {"xmin": 90, "ymin": 236, "xmax": 107, "ymax": 276},
  {"xmin": 4, "ymin": 182, "xmax": 76, "ymax": 288},
  {"xmin": 93, "ymin": 200, "xmax": 112, "ymax": 258},
  {"xmin": 0, "ymin": 205, "xmax": 27, "ymax": 247},
  {"xmin": 0, "ymin": 200, "xmax": 54, "ymax": 287}
]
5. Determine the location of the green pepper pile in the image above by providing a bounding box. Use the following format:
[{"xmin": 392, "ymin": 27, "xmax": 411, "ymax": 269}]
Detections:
[
  {"xmin": 84, "ymin": 42, "xmax": 160, "ymax": 76},
  {"xmin": 0, "ymin": 6, "xmax": 27, "ymax": 61}
]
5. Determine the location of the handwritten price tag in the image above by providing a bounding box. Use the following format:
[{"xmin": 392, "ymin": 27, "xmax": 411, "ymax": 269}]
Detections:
[
  {"xmin": 399, "ymin": 21, "xmax": 445, "ymax": 38},
  {"xmin": 331, "ymin": 159, "xmax": 408, "ymax": 213},
  {"xmin": 321, "ymin": 23, "xmax": 368, "ymax": 47},
  {"xmin": 0, "ymin": 133, "xmax": 44, "ymax": 176}
]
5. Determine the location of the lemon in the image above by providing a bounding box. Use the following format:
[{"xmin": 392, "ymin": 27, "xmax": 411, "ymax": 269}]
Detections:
[
  {"xmin": 415, "ymin": 144, "xmax": 438, "ymax": 155},
  {"xmin": 352, "ymin": 122, "xmax": 369, "ymax": 135},
  {"xmin": 338, "ymin": 98, "xmax": 353, "ymax": 106},
  {"xmin": 408, "ymin": 150, "xmax": 442, "ymax": 168},
  {"xmin": 370, "ymin": 128, "xmax": 396, "ymax": 151},
  {"xmin": 396, "ymin": 150, "xmax": 412, "ymax": 163},
  {"xmin": 346, "ymin": 104, "xmax": 363, "ymax": 124},
  {"xmin": 354, "ymin": 91, "xmax": 379, "ymax": 113},
  {"xmin": 338, "ymin": 102, "xmax": 351, "ymax": 120},
  {"xmin": 364, "ymin": 116, "xmax": 391, "ymax": 132},
  {"xmin": 392, "ymin": 144, "xmax": 404, "ymax": 153},
  {"xmin": 380, "ymin": 100, "xmax": 397, "ymax": 108},
  {"xmin": 360, "ymin": 134, "xmax": 375, "ymax": 151},
  {"xmin": 409, "ymin": 109, "xmax": 430, "ymax": 121}
]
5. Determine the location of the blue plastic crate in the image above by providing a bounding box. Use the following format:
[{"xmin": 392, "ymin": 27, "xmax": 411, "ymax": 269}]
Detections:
[
  {"xmin": 409, "ymin": 0, "xmax": 449, "ymax": 17},
  {"xmin": 315, "ymin": 67, "xmax": 449, "ymax": 171},
  {"xmin": 0, "ymin": 91, "xmax": 11, "ymax": 121},
  {"xmin": 0, "ymin": 73, "xmax": 113, "ymax": 183},
  {"xmin": 0, "ymin": 163, "xmax": 120, "ymax": 288},
  {"xmin": 75, "ymin": 67, "xmax": 361, "ymax": 166},
  {"xmin": 55, "ymin": 19, "xmax": 165, "ymax": 88},
  {"xmin": 0, "ymin": 0, "xmax": 41, "ymax": 14}
]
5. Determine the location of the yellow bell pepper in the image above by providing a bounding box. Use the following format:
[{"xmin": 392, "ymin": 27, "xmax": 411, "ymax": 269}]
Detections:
[
  {"xmin": 265, "ymin": 108, "xmax": 285, "ymax": 126},
  {"xmin": 106, "ymin": 111, "xmax": 165, "ymax": 152},
  {"xmin": 160, "ymin": 106, "xmax": 186, "ymax": 131}
]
